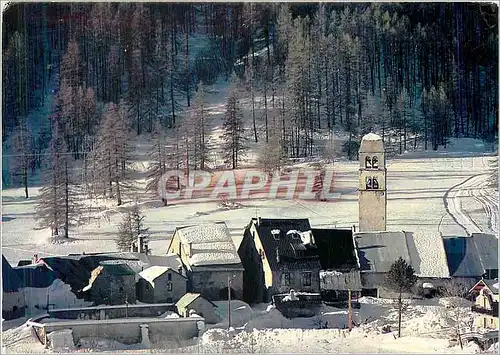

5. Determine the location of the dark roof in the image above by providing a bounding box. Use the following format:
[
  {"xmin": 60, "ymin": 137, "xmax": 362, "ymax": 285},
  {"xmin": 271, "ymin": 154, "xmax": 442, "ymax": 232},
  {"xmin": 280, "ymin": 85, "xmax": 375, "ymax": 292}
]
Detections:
[
  {"xmin": 99, "ymin": 261, "xmax": 136, "ymax": 276},
  {"xmin": 250, "ymin": 218, "xmax": 320, "ymax": 271},
  {"xmin": 443, "ymin": 234, "xmax": 498, "ymax": 277},
  {"xmin": 14, "ymin": 264, "xmax": 57, "ymax": 288},
  {"xmin": 2, "ymin": 255, "xmax": 23, "ymax": 292},
  {"xmin": 354, "ymin": 231, "xmax": 413, "ymax": 273},
  {"xmin": 471, "ymin": 233, "xmax": 498, "ymax": 270},
  {"xmin": 39, "ymin": 255, "xmax": 130, "ymax": 292},
  {"xmin": 312, "ymin": 229, "xmax": 358, "ymax": 270}
]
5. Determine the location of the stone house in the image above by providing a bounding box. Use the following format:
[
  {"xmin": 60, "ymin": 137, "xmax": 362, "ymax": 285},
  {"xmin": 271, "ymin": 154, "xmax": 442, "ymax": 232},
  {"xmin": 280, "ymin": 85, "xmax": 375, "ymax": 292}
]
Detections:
[
  {"xmin": 312, "ymin": 228, "xmax": 362, "ymax": 303},
  {"xmin": 355, "ymin": 230, "xmax": 450, "ymax": 298},
  {"xmin": 470, "ymin": 279, "xmax": 499, "ymax": 330},
  {"xmin": 2, "ymin": 255, "xmax": 25, "ymax": 320},
  {"xmin": 137, "ymin": 266, "xmax": 187, "ymax": 303},
  {"xmin": 83, "ymin": 261, "xmax": 136, "ymax": 305},
  {"xmin": 167, "ymin": 222, "xmax": 244, "ymax": 301},
  {"xmin": 175, "ymin": 293, "xmax": 220, "ymax": 324},
  {"xmin": 238, "ymin": 218, "xmax": 322, "ymax": 304}
]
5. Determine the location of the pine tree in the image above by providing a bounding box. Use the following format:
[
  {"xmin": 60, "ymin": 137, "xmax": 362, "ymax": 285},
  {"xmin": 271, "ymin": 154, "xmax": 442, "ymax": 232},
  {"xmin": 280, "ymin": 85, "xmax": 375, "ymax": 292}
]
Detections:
[
  {"xmin": 10, "ymin": 119, "xmax": 34, "ymax": 198},
  {"xmin": 221, "ymin": 74, "xmax": 246, "ymax": 169},
  {"xmin": 386, "ymin": 257, "xmax": 417, "ymax": 338}
]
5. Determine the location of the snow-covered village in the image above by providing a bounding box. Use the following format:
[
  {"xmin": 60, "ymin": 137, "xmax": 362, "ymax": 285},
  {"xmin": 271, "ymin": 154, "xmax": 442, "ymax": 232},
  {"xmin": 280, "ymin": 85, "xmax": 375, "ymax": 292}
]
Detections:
[{"xmin": 1, "ymin": 2, "xmax": 499, "ymax": 354}]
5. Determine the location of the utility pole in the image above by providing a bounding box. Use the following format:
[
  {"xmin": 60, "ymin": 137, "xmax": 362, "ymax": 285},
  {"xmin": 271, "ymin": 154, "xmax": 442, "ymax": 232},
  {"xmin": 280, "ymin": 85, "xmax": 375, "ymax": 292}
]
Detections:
[
  {"xmin": 228, "ymin": 275, "xmax": 232, "ymax": 330},
  {"xmin": 348, "ymin": 288, "xmax": 352, "ymax": 330}
]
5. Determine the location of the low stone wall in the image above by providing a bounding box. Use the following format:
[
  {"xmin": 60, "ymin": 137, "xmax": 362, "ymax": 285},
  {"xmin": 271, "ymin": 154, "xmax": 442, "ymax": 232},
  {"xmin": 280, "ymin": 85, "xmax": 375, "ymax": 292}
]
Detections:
[
  {"xmin": 48, "ymin": 303, "xmax": 177, "ymax": 320},
  {"xmin": 41, "ymin": 317, "xmax": 203, "ymax": 346}
]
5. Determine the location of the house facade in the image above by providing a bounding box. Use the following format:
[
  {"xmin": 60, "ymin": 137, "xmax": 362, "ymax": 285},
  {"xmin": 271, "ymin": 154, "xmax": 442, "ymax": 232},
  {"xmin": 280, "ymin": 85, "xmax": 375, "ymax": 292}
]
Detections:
[
  {"xmin": 312, "ymin": 228, "xmax": 362, "ymax": 303},
  {"xmin": 83, "ymin": 262, "xmax": 136, "ymax": 305},
  {"xmin": 137, "ymin": 266, "xmax": 187, "ymax": 303},
  {"xmin": 167, "ymin": 222, "xmax": 244, "ymax": 301},
  {"xmin": 2, "ymin": 256, "xmax": 25, "ymax": 320},
  {"xmin": 238, "ymin": 218, "xmax": 321, "ymax": 304},
  {"xmin": 470, "ymin": 280, "xmax": 499, "ymax": 330}
]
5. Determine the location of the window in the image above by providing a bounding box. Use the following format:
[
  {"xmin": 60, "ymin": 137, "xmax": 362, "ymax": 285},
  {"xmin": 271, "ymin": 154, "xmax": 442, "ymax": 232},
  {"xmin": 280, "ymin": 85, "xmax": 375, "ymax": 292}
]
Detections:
[
  {"xmin": 372, "ymin": 178, "xmax": 379, "ymax": 189},
  {"xmin": 372, "ymin": 156, "xmax": 379, "ymax": 168},
  {"xmin": 271, "ymin": 229, "xmax": 281, "ymax": 240},
  {"xmin": 365, "ymin": 177, "xmax": 372, "ymax": 190},
  {"xmin": 167, "ymin": 282, "xmax": 173, "ymax": 292},
  {"xmin": 302, "ymin": 272, "xmax": 312, "ymax": 287},
  {"xmin": 167, "ymin": 273, "xmax": 172, "ymax": 281},
  {"xmin": 365, "ymin": 156, "xmax": 372, "ymax": 168},
  {"xmin": 281, "ymin": 272, "xmax": 290, "ymax": 287},
  {"xmin": 119, "ymin": 286, "xmax": 124, "ymax": 292}
]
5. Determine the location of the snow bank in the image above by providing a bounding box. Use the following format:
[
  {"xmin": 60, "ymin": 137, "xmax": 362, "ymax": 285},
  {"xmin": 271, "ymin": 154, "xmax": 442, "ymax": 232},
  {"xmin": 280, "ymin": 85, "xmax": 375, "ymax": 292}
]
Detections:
[
  {"xmin": 47, "ymin": 329, "xmax": 75, "ymax": 351},
  {"xmin": 23, "ymin": 279, "xmax": 91, "ymax": 315}
]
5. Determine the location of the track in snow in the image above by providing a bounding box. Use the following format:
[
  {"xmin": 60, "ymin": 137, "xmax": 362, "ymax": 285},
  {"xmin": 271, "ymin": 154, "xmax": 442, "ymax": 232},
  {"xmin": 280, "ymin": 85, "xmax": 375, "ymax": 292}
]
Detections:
[{"xmin": 444, "ymin": 173, "xmax": 498, "ymax": 236}]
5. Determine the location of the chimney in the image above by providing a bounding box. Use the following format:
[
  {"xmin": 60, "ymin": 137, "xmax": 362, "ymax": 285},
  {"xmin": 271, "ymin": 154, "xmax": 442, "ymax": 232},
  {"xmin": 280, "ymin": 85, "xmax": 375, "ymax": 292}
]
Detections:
[
  {"xmin": 275, "ymin": 247, "xmax": 280, "ymax": 263},
  {"xmin": 178, "ymin": 265, "xmax": 183, "ymax": 275},
  {"xmin": 188, "ymin": 242, "xmax": 193, "ymax": 256},
  {"xmin": 32, "ymin": 254, "xmax": 38, "ymax": 264},
  {"xmin": 138, "ymin": 235, "xmax": 146, "ymax": 253}
]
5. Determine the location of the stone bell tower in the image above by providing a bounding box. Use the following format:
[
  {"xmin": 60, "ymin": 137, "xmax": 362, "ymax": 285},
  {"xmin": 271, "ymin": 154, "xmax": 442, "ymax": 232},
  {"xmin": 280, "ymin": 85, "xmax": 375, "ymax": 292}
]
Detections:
[{"xmin": 358, "ymin": 133, "xmax": 387, "ymax": 232}]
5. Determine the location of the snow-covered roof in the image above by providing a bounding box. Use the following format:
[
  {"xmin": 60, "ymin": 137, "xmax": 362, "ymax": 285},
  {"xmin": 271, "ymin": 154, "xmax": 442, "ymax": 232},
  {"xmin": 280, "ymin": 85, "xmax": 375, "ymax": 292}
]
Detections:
[
  {"xmin": 408, "ymin": 231, "xmax": 450, "ymax": 278},
  {"xmin": 175, "ymin": 223, "xmax": 241, "ymax": 267},
  {"xmin": 139, "ymin": 266, "xmax": 181, "ymax": 285},
  {"xmin": 359, "ymin": 133, "xmax": 384, "ymax": 153}
]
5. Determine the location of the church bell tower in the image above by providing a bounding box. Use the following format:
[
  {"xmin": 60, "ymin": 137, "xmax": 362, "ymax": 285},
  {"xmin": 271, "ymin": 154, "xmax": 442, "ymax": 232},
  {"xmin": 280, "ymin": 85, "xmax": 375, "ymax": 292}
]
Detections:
[{"xmin": 358, "ymin": 133, "xmax": 387, "ymax": 232}]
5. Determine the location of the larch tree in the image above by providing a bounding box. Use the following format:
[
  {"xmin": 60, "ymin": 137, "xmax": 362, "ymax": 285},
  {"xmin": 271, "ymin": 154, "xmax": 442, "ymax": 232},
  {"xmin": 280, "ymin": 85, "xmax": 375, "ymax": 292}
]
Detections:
[
  {"xmin": 221, "ymin": 73, "xmax": 246, "ymax": 169},
  {"xmin": 10, "ymin": 119, "xmax": 34, "ymax": 198},
  {"xmin": 35, "ymin": 123, "xmax": 81, "ymax": 238},
  {"xmin": 116, "ymin": 199, "xmax": 150, "ymax": 251},
  {"xmin": 91, "ymin": 101, "xmax": 133, "ymax": 206},
  {"xmin": 146, "ymin": 119, "xmax": 168, "ymax": 205}
]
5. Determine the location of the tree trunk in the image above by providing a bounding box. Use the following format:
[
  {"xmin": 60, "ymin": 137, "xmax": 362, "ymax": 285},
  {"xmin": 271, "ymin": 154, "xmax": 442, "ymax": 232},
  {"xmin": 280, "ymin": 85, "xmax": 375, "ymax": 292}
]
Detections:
[
  {"xmin": 23, "ymin": 164, "xmax": 29, "ymax": 198},
  {"xmin": 64, "ymin": 161, "xmax": 69, "ymax": 238},
  {"xmin": 398, "ymin": 293, "xmax": 402, "ymax": 338}
]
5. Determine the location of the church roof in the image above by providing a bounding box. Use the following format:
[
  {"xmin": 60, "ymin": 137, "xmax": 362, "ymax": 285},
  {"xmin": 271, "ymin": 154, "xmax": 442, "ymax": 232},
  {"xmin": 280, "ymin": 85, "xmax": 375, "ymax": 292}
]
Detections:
[{"xmin": 359, "ymin": 133, "xmax": 384, "ymax": 153}]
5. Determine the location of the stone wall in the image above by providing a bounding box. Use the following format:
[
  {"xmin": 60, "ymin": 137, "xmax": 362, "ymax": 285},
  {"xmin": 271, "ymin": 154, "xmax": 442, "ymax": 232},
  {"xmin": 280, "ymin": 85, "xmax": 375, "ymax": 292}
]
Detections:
[
  {"xmin": 191, "ymin": 269, "xmax": 243, "ymax": 301},
  {"xmin": 90, "ymin": 272, "xmax": 136, "ymax": 305},
  {"xmin": 48, "ymin": 303, "xmax": 177, "ymax": 320},
  {"xmin": 42, "ymin": 317, "xmax": 203, "ymax": 346}
]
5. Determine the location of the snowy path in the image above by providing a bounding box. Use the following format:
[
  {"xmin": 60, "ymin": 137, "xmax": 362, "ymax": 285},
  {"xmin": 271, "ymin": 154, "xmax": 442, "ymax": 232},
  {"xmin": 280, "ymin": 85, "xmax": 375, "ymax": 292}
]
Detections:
[{"xmin": 445, "ymin": 173, "xmax": 498, "ymax": 236}]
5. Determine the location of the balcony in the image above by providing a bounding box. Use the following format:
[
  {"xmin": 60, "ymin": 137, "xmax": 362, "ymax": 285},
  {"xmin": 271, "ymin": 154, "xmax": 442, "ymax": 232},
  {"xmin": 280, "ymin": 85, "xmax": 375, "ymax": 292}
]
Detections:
[{"xmin": 472, "ymin": 304, "xmax": 498, "ymax": 317}]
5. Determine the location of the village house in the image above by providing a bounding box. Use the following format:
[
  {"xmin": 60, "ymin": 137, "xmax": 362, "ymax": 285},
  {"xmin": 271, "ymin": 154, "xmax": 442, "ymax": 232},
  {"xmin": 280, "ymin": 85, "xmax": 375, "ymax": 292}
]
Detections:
[
  {"xmin": 2, "ymin": 255, "xmax": 25, "ymax": 320},
  {"xmin": 238, "ymin": 218, "xmax": 321, "ymax": 304},
  {"xmin": 137, "ymin": 266, "xmax": 187, "ymax": 303},
  {"xmin": 469, "ymin": 279, "xmax": 499, "ymax": 330},
  {"xmin": 443, "ymin": 233, "xmax": 498, "ymax": 289},
  {"xmin": 83, "ymin": 261, "xmax": 136, "ymax": 305},
  {"xmin": 354, "ymin": 230, "xmax": 450, "ymax": 298},
  {"xmin": 175, "ymin": 293, "xmax": 221, "ymax": 324},
  {"xmin": 312, "ymin": 228, "xmax": 362, "ymax": 303},
  {"xmin": 167, "ymin": 222, "xmax": 244, "ymax": 301}
]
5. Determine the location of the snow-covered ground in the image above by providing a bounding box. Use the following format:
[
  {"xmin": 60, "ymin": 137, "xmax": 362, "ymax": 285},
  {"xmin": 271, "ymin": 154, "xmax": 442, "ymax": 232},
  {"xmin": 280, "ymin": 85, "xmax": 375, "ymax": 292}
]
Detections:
[{"xmin": 2, "ymin": 297, "xmax": 487, "ymax": 354}]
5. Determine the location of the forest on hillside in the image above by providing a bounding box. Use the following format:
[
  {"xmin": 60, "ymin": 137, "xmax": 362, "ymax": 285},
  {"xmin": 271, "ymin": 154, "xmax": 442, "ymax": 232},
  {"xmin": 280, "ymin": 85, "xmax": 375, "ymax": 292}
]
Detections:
[{"xmin": 1, "ymin": 3, "xmax": 498, "ymax": 221}]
